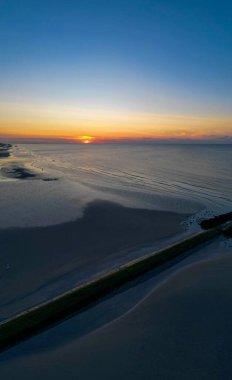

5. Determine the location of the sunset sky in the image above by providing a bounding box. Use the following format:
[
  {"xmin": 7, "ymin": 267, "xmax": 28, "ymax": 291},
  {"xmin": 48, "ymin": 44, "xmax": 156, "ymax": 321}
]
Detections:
[{"xmin": 0, "ymin": 0, "xmax": 231, "ymax": 142}]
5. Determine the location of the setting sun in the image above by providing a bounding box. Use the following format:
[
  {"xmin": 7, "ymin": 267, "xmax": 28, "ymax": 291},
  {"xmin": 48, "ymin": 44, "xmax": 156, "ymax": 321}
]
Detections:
[{"xmin": 78, "ymin": 136, "xmax": 95, "ymax": 144}]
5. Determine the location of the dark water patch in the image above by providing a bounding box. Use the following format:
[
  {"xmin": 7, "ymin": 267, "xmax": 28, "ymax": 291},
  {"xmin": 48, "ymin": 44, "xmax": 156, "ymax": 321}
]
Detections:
[
  {"xmin": 0, "ymin": 143, "xmax": 12, "ymax": 149},
  {"xmin": 0, "ymin": 143, "xmax": 12, "ymax": 158},
  {"xmin": 0, "ymin": 152, "xmax": 10, "ymax": 158},
  {"xmin": 42, "ymin": 177, "xmax": 58, "ymax": 181},
  {"xmin": 1, "ymin": 166, "xmax": 36, "ymax": 179}
]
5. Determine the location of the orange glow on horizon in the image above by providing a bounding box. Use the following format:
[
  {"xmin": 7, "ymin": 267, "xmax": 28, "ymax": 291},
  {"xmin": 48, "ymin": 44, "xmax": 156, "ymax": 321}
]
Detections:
[{"xmin": 0, "ymin": 101, "xmax": 231, "ymax": 141}]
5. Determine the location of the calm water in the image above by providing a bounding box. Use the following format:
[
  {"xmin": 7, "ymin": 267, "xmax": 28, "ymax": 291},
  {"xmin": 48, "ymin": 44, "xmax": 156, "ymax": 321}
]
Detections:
[
  {"xmin": 1, "ymin": 143, "xmax": 231, "ymax": 229},
  {"xmin": 27, "ymin": 143, "xmax": 232, "ymax": 214}
]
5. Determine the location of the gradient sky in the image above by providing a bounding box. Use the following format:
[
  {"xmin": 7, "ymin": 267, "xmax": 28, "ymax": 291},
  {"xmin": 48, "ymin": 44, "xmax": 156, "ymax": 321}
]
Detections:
[{"xmin": 0, "ymin": 0, "xmax": 232, "ymax": 141}]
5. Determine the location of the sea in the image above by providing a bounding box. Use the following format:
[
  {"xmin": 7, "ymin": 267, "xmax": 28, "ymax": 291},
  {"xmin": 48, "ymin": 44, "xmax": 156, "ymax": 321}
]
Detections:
[{"xmin": 0, "ymin": 143, "xmax": 231, "ymax": 229}]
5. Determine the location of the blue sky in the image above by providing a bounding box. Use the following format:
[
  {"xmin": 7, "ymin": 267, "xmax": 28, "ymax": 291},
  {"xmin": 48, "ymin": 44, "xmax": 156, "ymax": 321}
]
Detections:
[{"xmin": 0, "ymin": 0, "xmax": 232, "ymax": 139}]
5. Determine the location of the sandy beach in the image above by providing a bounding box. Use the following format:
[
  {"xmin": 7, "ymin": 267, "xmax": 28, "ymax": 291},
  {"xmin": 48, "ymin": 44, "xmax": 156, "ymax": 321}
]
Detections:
[
  {"xmin": 0, "ymin": 238, "xmax": 231, "ymax": 379},
  {"xmin": 0, "ymin": 200, "xmax": 188, "ymax": 320}
]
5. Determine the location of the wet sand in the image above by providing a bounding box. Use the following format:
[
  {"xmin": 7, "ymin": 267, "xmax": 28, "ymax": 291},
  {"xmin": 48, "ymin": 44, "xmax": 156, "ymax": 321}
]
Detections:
[
  {"xmin": 0, "ymin": 239, "xmax": 231, "ymax": 379},
  {"xmin": 0, "ymin": 200, "xmax": 187, "ymax": 319}
]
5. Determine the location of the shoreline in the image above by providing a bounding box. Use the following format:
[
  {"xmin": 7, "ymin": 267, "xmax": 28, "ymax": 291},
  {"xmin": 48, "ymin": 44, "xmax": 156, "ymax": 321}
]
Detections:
[
  {"xmin": 0, "ymin": 200, "xmax": 189, "ymax": 320},
  {"xmin": 0, "ymin": 143, "xmax": 58, "ymax": 181},
  {"xmin": 0, "ymin": 225, "xmax": 224, "ymax": 353}
]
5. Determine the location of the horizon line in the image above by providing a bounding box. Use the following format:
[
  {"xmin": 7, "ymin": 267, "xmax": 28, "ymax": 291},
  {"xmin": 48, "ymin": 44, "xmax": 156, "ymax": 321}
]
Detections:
[{"xmin": 1, "ymin": 135, "xmax": 232, "ymax": 145}]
